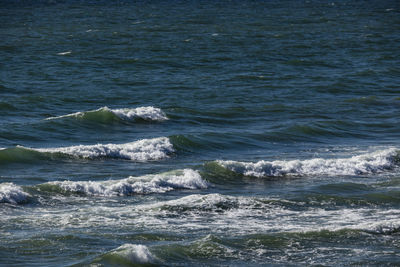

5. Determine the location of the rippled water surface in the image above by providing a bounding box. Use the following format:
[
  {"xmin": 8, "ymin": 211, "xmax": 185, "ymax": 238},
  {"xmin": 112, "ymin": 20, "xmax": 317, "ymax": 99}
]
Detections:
[{"xmin": 1, "ymin": 0, "xmax": 400, "ymax": 266}]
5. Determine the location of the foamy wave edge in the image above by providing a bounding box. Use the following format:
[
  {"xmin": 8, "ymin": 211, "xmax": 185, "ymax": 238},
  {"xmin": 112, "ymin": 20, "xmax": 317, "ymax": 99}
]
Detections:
[
  {"xmin": 217, "ymin": 148, "xmax": 399, "ymax": 177},
  {"xmin": 45, "ymin": 106, "xmax": 168, "ymax": 121},
  {"xmin": 46, "ymin": 169, "xmax": 208, "ymax": 196},
  {"xmin": 34, "ymin": 137, "xmax": 174, "ymax": 161},
  {"xmin": 0, "ymin": 183, "xmax": 30, "ymax": 204},
  {"xmin": 96, "ymin": 244, "xmax": 156, "ymax": 265}
]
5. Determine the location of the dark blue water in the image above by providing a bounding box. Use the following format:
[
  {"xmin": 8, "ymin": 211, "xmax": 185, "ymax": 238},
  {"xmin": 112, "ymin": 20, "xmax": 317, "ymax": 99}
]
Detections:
[{"xmin": 1, "ymin": 1, "xmax": 400, "ymax": 266}]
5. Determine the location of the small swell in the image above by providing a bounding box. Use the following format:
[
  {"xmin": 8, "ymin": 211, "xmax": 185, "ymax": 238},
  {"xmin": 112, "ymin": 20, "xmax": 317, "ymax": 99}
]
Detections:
[
  {"xmin": 45, "ymin": 106, "xmax": 168, "ymax": 123},
  {"xmin": 0, "ymin": 146, "xmax": 48, "ymax": 164},
  {"xmin": 92, "ymin": 244, "xmax": 157, "ymax": 265}
]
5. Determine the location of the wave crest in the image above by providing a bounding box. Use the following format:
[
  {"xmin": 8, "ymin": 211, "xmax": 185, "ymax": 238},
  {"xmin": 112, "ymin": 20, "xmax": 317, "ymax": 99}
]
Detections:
[
  {"xmin": 217, "ymin": 148, "xmax": 399, "ymax": 177},
  {"xmin": 44, "ymin": 169, "xmax": 208, "ymax": 196},
  {"xmin": 93, "ymin": 244, "xmax": 156, "ymax": 265},
  {"xmin": 45, "ymin": 106, "xmax": 168, "ymax": 122},
  {"xmin": 112, "ymin": 106, "xmax": 168, "ymax": 121},
  {"xmin": 0, "ymin": 137, "xmax": 174, "ymax": 163},
  {"xmin": 0, "ymin": 183, "xmax": 30, "ymax": 204},
  {"xmin": 36, "ymin": 137, "xmax": 174, "ymax": 161}
]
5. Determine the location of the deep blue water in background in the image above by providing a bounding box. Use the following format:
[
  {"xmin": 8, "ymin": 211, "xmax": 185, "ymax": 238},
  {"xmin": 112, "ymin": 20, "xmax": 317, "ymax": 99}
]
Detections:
[{"xmin": 1, "ymin": 1, "xmax": 400, "ymax": 266}]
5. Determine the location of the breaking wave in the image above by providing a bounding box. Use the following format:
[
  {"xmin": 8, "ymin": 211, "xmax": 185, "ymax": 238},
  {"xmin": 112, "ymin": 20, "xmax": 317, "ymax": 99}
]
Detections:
[
  {"xmin": 145, "ymin": 193, "xmax": 240, "ymax": 213},
  {"xmin": 36, "ymin": 137, "xmax": 174, "ymax": 161},
  {"xmin": 0, "ymin": 183, "xmax": 30, "ymax": 204},
  {"xmin": 92, "ymin": 244, "xmax": 157, "ymax": 265},
  {"xmin": 37, "ymin": 169, "xmax": 208, "ymax": 196},
  {"xmin": 45, "ymin": 106, "xmax": 168, "ymax": 122},
  {"xmin": 217, "ymin": 148, "xmax": 400, "ymax": 177},
  {"xmin": 0, "ymin": 137, "xmax": 174, "ymax": 163}
]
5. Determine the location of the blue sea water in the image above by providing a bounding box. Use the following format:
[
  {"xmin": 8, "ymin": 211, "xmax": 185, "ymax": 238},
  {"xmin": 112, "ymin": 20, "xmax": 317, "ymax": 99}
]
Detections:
[{"xmin": 1, "ymin": 0, "xmax": 400, "ymax": 266}]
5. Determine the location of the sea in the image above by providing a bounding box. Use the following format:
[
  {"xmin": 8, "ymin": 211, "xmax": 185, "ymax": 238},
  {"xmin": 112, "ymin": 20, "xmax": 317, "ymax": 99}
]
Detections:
[{"xmin": 1, "ymin": 0, "xmax": 400, "ymax": 266}]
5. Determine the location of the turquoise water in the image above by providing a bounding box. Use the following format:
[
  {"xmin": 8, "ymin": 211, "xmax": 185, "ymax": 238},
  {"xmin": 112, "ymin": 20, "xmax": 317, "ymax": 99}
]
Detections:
[{"xmin": 1, "ymin": 1, "xmax": 400, "ymax": 266}]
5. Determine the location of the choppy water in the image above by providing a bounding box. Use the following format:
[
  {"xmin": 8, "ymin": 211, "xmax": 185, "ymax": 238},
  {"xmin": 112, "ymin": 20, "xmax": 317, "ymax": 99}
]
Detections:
[{"xmin": 1, "ymin": 0, "xmax": 400, "ymax": 266}]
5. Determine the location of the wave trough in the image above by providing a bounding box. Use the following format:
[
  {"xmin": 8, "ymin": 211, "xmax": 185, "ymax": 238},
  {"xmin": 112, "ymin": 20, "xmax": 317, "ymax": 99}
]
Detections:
[{"xmin": 217, "ymin": 148, "xmax": 400, "ymax": 177}]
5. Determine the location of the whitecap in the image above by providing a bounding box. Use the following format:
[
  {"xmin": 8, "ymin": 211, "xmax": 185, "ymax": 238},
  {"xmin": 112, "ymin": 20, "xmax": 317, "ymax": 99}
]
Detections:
[
  {"xmin": 48, "ymin": 169, "xmax": 208, "ymax": 196},
  {"xmin": 0, "ymin": 183, "xmax": 30, "ymax": 204},
  {"xmin": 35, "ymin": 137, "xmax": 174, "ymax": 161},
  {"xmin": 45, "ymin": 106, "xmax": 168, "ymax": 121},
  {"xmin": 57, "ymin": 51, "xmax": 72, "ymax": 55},
  {"xmin": 112, "ymin": 106, "xmax": 168, "ymax": 121},
  {"xmin": 217, "ymin": 148, "xmax": 399, "ymax": 177},
  {"xmin": 45, "ymin": 110, "xmax": 83, "ymax": 120},
  {"xmin": 108, "ymin": 244, "xmax": 156, "ymax": 264}
]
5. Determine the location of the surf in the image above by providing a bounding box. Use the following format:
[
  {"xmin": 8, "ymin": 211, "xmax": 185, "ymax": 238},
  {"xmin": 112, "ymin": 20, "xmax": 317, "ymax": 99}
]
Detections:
[
  {"xmin": 0, "ymin": 137, "xmax": 175, "ymax": 164},
  {"xmin": 45, "ymin": 106, "xmax": 168, "ymax": 123},
  {"xmin": 216, "ymin": 148, "xmax": 400, "ymax": 177}
]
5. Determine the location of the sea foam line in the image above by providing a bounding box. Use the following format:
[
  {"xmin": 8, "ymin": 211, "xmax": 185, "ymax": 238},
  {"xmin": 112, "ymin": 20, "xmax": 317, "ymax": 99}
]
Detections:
[
  {"xmin": 47, "ymin": 169, "xmax": 208, "ymax": 196},
  {"xmin": 45, "ymin": 106, "xmax": 168, "ymax": 121},
  {"xmin": 217, "ymin": 148, "xmax": 399, "ymax": 177},
  {"xmin": 34, "ymin": 137, "xmax": 174, "ymax": 161}
]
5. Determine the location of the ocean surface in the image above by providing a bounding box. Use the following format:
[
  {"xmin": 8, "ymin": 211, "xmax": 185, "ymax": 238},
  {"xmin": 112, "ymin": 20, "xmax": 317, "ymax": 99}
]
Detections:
[{"xmin": 1, "ymin": 0, "xmax": 400, "ymax": 266}]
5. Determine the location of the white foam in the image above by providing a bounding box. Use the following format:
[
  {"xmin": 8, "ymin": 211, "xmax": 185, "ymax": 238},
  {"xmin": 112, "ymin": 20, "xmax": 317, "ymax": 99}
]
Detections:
[
  {"xmin": 141, "ymin": 194, "xmax": 400, "ymax": 235},
  {"xmin": 109, "ymin": 244, "xmax": 155, "ymax": 264},
  {"xmin": 5, "ymin": 192, "xmax": 400, "ymax": 237},
  {"xmin": 45, "ymin": 110, "xmax": 83, "ymax": 120},
  {"xmin": 36, "ymin": 137, "xmax": 174, "ymax": 161},
  {"xmin": 145, "ymin": 193, "xmax": 237, "ymax": 211},
  {"xmin": 217, "ymin": 148, "xmax": 399, "ymax": 177},
  {"xmin": 0, "ymin": 183, "xmax": 30, "ymax": 204},
  {"xmin": 49, "ymin": 169, "xmax": 208, "ymax": 196},
  {"xmin": 57, "ymin": 51, "xmax": 72, "ymax": 55},
  {"xmin": 112, "ymin": 106, "xmax": 168, "ymax": 121},
  {"xmin": 45, "ymin": 106, "xmax": 168, "ymax": 121}
]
